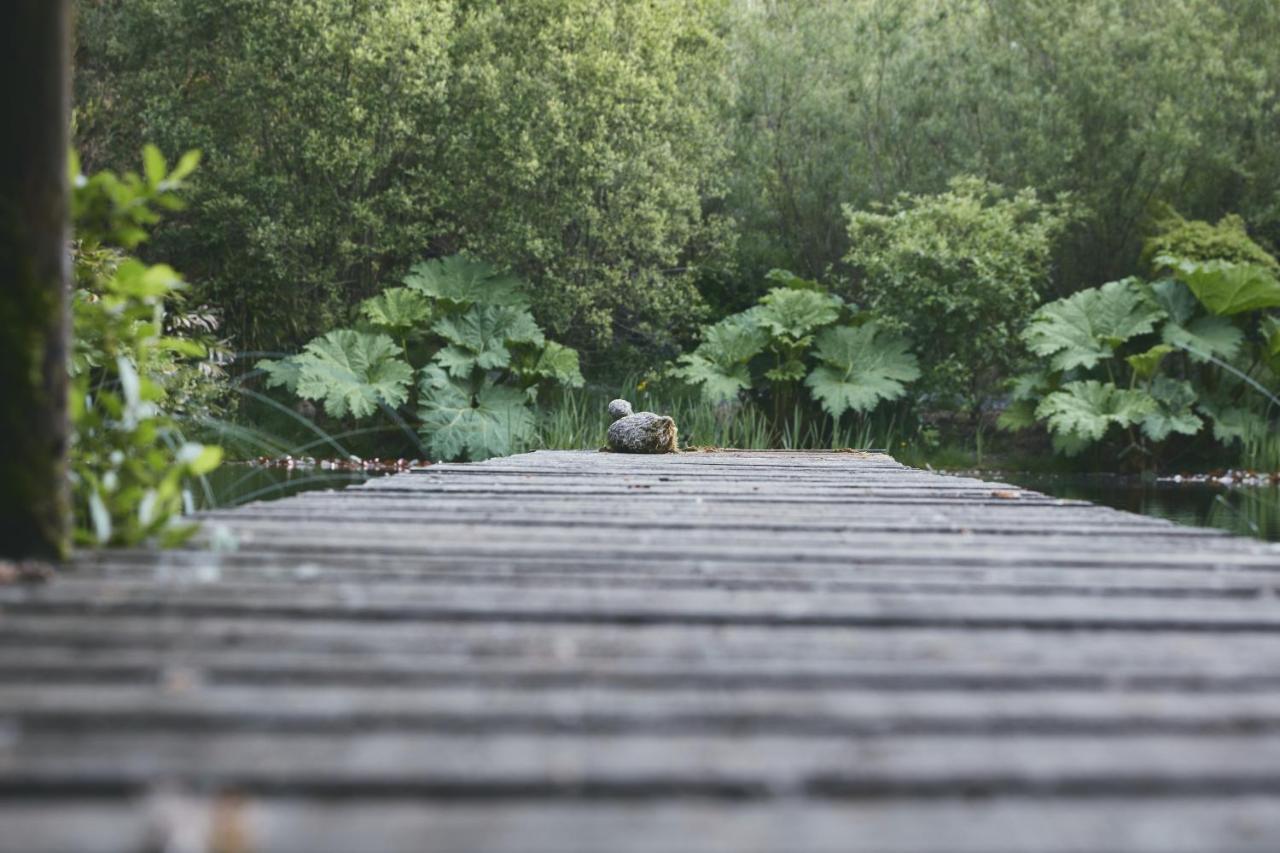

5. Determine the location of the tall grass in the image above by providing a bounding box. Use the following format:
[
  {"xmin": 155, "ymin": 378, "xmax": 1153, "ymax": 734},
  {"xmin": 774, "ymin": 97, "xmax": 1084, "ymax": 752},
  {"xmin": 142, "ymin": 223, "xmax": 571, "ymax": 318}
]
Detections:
[{"xmin": 536, "ymin": 380, "xmax": 900, "ymax": 451}]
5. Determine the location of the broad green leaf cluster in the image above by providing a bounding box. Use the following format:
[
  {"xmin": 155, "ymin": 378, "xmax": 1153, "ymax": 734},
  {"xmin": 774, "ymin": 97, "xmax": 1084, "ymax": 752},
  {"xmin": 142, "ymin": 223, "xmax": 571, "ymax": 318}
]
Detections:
[
  {"xmin": 69, "ymin": 147, "xmax": 225, "ymax": 547},
  {"xmin": 260, "ymin": 255, "xmax": 583, "ymax": 462},
  {"xmin": 671, "ymin": 270, "xmax": 919, "ymax": 422},
  {"xmin": 1003, "ymin": 225, "xmax": 1280, "ymax": 463}
]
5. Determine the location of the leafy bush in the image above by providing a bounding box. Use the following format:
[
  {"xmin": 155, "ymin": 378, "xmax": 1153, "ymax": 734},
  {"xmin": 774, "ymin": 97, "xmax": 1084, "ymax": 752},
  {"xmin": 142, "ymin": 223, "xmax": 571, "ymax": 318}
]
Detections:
[
  {"xmin": 1002, "ymin": 225, "xmax": 1280, "ymax": 464},
  {"xmin": 1143, "ymin": 209, "xmax": 1280, "ymax": 272},
  {"xmin": 260, "ymin": 255, "xmax": 584, "ymax": 462},
  {"xmin": 843, "ymin": 177, "xmax": 1071, "ymax": 412},
  {"xmin": 75, "ymin": 0, "xmax": 731, "ymax": 356},
  {"xmin": 70, "ymin": 147, "xmax": 224, "ymax": 546},
  {"xmin": 670, "ymin": 269, "xmax": 919, "ymax": 430}
]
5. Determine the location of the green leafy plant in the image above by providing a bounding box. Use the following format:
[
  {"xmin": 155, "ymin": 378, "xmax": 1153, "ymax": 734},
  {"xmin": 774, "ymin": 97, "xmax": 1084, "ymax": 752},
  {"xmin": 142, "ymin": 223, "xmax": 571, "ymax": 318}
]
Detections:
[
  {"xmin": 844, "ymin": 177, "xmax": 1071, "ymax": 412},
  {"xmin": 670, "ymin": 270, "xmax": 919, "ymax": 439},
  {"xmin": 805, "ymin": 323, "xmax": 921, "ymax": 418},
  {"xmin": 261, "ymin": 255, "xmax": 583, "ymax": 461},
  {"xmin": 69, "ymin": 146, "xmax": 224, "ymax": 546},
  {"xmin": 1003, "ymin": 223, "xmax": 1280, "ymax": 465}
]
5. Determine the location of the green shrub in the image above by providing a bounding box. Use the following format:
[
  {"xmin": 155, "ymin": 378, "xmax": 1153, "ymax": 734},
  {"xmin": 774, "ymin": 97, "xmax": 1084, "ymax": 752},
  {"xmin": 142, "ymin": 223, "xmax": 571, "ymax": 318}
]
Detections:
[
  {"xmin": 75, "ymin": 0, "xmax": 731, "ymax": 355},
  {"xmin": 843, "ymin": 177, "xmax": 1071, "ymax": 412},
  {"xmin": 1002, "ymin": 225, "xmax": 1280, "ymax": 465},
  {"xmin": 669, "ymin": 269, "xmax": 919, "ymax": 435},
  {"xmin": 260, "ymin": 255, "xmax": 584, "ymax": 462},
  {"xmin": 69, "ymin": 147, "xmax": 224, "ymax": 546},
  {"xmin": 1143, "ymin": 208, "xmax": 1279, "ymax": 271}
]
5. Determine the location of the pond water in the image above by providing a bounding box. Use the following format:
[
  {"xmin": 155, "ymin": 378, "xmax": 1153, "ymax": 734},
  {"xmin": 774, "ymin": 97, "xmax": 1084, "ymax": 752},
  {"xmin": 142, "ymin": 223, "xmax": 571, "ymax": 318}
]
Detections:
[
  {"xmin": 195, "ymin": 464, "xmax": 374, "ymax": 509},
  {"xmin": 196, "ymin": 462, "xmax": 1280, "ymax": 543},
  {"xmin": 995, "ymin": 472, "xmax": 1280, "ymax": 543}
]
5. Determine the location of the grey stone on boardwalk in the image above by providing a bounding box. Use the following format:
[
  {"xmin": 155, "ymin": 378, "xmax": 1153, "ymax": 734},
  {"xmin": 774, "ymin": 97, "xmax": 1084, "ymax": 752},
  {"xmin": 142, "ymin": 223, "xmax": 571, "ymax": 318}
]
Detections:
[
  {"xmin": 2, "ymin": 450, "xmax": 1280, "ymax": 852},
  {"xmin": 606, "ymin": 398, "xmax": 678, "ymax": 454}
]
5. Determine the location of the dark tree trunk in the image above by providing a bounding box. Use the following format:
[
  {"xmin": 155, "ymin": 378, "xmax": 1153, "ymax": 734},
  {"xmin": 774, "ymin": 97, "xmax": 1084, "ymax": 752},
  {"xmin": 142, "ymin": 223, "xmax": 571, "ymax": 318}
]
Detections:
[{"xmin": 0, "ymin": 1, "xmax": 71, "ymax": 560}]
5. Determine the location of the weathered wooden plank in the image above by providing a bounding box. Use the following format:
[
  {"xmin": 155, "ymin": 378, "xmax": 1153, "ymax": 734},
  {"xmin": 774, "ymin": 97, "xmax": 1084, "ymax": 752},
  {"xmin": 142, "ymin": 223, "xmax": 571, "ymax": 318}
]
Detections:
[
  {"xmin": 6, "ymin": 449, "xmax": 1280, "ymax": 851},
  {"xmin": 9, "ymin": 683, "xmax": 1280, "ymax": 736},
  {"xmin": 8, "ymin": 732, "xmax": 1280, "ymax": 795},
  {"xmin": 11, "ymin": 579, "xmax": 1280, "ymax": 630},
  {"xmin": 7, "ymin": 796, "xmax": 1280, "ymax": 853}
]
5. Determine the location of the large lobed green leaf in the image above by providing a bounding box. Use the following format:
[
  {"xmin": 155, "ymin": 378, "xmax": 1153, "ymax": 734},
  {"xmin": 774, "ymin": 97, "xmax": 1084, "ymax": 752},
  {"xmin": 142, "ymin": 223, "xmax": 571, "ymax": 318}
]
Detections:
[
  {"xmin": 403, "ymin": 255, "xmax": 528, "ymax": 308},
  {"xmin": 416, "ymin": 366, "xmax": 535, "ymax": 461},
  {"xmin": 530, "ymin": 341, "xmax": 585, "ymax": 387},
  {"xmin": 672, "ymin": 313, "xmax": 769, "ymax": 403},
  {"xmin": 1158, "ymin": 255, "xmax": 1280, "ymax": 315},
  {"xmin": 286, "ymin": 329, "xmax": 413, "ymax": 419},
  {"xmin": 431, "ymin": 304, "xmax": 545, "ymax": 377},
  {"xmin": 359, "ymin": 287, "xmax": 434, "ymax": 337},
  {"xmin": 1034, "ymin": 380, "xmax": 1156, "ymax": 449},
  {"xmin": 804, "ymin": 323, "xmax": 920, "ymax": 418},
  {"xmin": 1022, "ymin": 279, "xmax": 1165, "ymax": 371},
  {"xmin": 755, "ymin": 287, "xmax": 843, "ymax": 341},
  {"xmin": 1140, "ymin": 376, "xmax": 1202, "ymax": 442}
]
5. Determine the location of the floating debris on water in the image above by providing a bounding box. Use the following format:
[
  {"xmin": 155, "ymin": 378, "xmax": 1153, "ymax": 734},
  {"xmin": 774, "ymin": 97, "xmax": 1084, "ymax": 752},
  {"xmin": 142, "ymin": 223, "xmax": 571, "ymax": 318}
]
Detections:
[{"xmin": 249, "ymin": 456, "xmax": 430, "ymax": 473}]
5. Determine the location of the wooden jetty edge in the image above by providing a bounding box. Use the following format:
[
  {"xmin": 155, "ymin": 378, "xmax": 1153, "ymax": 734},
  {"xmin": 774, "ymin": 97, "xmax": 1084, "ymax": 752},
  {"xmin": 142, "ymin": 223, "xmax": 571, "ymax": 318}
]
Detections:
[{"xmin": 4, "ymin": 449, "xmax": 1280, "ymax": 852}]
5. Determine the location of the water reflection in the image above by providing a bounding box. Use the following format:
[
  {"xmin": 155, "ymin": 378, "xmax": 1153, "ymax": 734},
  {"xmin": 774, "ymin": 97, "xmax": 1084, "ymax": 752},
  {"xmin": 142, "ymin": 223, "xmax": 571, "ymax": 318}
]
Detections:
[
  {"xmin": 196, "ymin": 464, "xmax": 373, "ymax": 509},
  {"xmin": 999, "ymin": 473, "xmax": 1280, "ymax": 542}
]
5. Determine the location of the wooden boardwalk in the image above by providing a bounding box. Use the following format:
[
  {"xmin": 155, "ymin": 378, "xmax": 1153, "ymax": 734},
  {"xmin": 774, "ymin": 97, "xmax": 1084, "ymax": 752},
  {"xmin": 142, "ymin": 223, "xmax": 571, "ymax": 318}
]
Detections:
[{"xmin": 4, "ymin": 449, "xmax": 1280, "ymax": 852}]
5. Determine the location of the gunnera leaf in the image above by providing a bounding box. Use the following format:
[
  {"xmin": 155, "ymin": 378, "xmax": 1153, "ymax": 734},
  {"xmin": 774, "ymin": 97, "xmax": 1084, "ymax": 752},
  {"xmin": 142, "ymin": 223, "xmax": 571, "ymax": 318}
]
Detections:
[
  {"xmin": 1035, "ymin": 380, "xmax": 1157, "ymax": 445},
  {"xmin": 1197, "ymin": 401, "xmax": 1266, "ymax": 444},
  {"xmin": 290, "ymin": 329, "xmax": 413, "ymax": 418},
  {"xmin": 1158, "ymin": 255, "xmax": 1280, "ymax": 315},
  {"xmin": 1148, "ymin": 278, "xmax": 1198, "ymax": 326},
  {"xmin": 1140, "ymin": 376, "xmax": 1202, "ymax": 442},
  {"xmin": 1023, "ymin": 279, "xmax": 1165, "ymax": 371},
  {"xmin": 1162, "ymin": 314, "xmax": 1244, "ymax": 363},
  {"xmin": 755, "ymin": 287, "xmax": 843, "ymax": 340},
  {"xmin": 671, "ymin": 313, "xmax": 769, "ymax": 402},
  {"xmin": 403, "ymin": 254, "xmax": 528, "ymax": 308},
  {"xmin": 431, "ymin": 305, "xmax": 545, "ymax": 377},
  {"xmin": 257, "ymin": 356, "xmax": 304, "ymax": 393},
  {"xmin": 359, "ymin": 287, "xmax": 434, "ymax": 337},
  {"xmin": 804, "ymin": 323, "xmax": 920, "ymax": 418},
  {"xmin": 530, "ymin": 341, "xmax": 585, "ymax": 387},
  {"xmin": 416, "ymin": 366, "xmax": 535, "ymax": 461},
  {"xmin": 1125, "ymin": 344, "xmax": 1175, "ymax": 380}
]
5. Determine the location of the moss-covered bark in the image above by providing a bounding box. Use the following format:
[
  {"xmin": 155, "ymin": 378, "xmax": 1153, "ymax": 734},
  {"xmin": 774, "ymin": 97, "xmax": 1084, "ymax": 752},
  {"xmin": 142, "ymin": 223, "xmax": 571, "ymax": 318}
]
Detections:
[{"xmin": 0, "ymin": 1, "xmax": 71, "ymax": 560}]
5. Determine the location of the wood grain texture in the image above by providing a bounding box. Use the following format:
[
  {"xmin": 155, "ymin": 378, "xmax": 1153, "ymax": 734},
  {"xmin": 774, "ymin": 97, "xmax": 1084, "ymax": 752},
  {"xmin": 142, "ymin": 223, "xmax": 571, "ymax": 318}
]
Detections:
[{"xmin": 3, "ymin": 450, "xmax": 1280, "ymax": 851}]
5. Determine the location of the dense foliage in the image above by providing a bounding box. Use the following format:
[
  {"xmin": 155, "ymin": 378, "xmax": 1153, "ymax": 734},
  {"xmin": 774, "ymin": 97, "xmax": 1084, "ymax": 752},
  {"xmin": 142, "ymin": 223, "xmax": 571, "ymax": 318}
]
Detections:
[
  {"xmin": 65, "ymin": 0, "xmax": 1280, "ymax": 480},
  {"xmin": 727, "ymin": 0, "xmax": 1280, "ymax": 296},
  {"xmin": 671, "ymin": 270, "xmax": 919, "ymax": 432},
  {"xmin": 260, "ymin": 255, "xmax": 584, "ymax": 461},
  {"xmin": 69, "ymin": 147, "xmax": 224, "ymax": 545},
  {"xmin": 843, "ymin": 177, "xmax": 1070, "ymax": 411},
  {"xmin": 75, "ymin": 0, "xmax": 731, "ymax": 358},
  {"xmin": 1002, "ymin": 233, "xmax": 1280, "ymax": 465}
]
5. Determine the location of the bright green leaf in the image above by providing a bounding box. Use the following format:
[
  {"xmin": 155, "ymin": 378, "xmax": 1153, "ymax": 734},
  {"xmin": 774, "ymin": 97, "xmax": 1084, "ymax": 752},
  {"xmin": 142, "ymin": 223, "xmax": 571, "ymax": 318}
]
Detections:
[
  {"xmin": 416, "ymin": 366, "xmax": 535, "ymax": 461},
  {"xmin": 531, "ymin": 341, "xmax": 584, "ymax": 387},
  {"xmin": 1161, "ymin": 314, "xmax": 1244, "ymax": 363},
  {"xmin": 1023, "ymin": 279, "xmax": 1165, "ymax": 371},
  {"xmin": 1159, "ymin": 255, "xmax": 1280, "ymax": 315},
  {"xmin": 1035, "ymin": 380, "xmax": 1157, "ymax": 444},
  {"xmin": 804, "ymin": 322, "xmax": 920, "ymax": 418},
  {"xmin": 403, "ymin": 254, "xmax": 527, "ymax": 308},
  {"xmin": 359, "ymin": 287, "xmax": 434, "ymax": 336},
  {"xmin": 291, "ymin": 329, "xmax": 413, "ymax": 418},
  {"xmin": 142, "ymin": 144, "xmax": 166, "ymax": 188},
  {"xmin": 755, "ymin": 287, "xmax": 842, "ymax": 340},
  {"xmin": 1125, "ymin": 344, "xmax": 1174, "ymax": 379}
]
